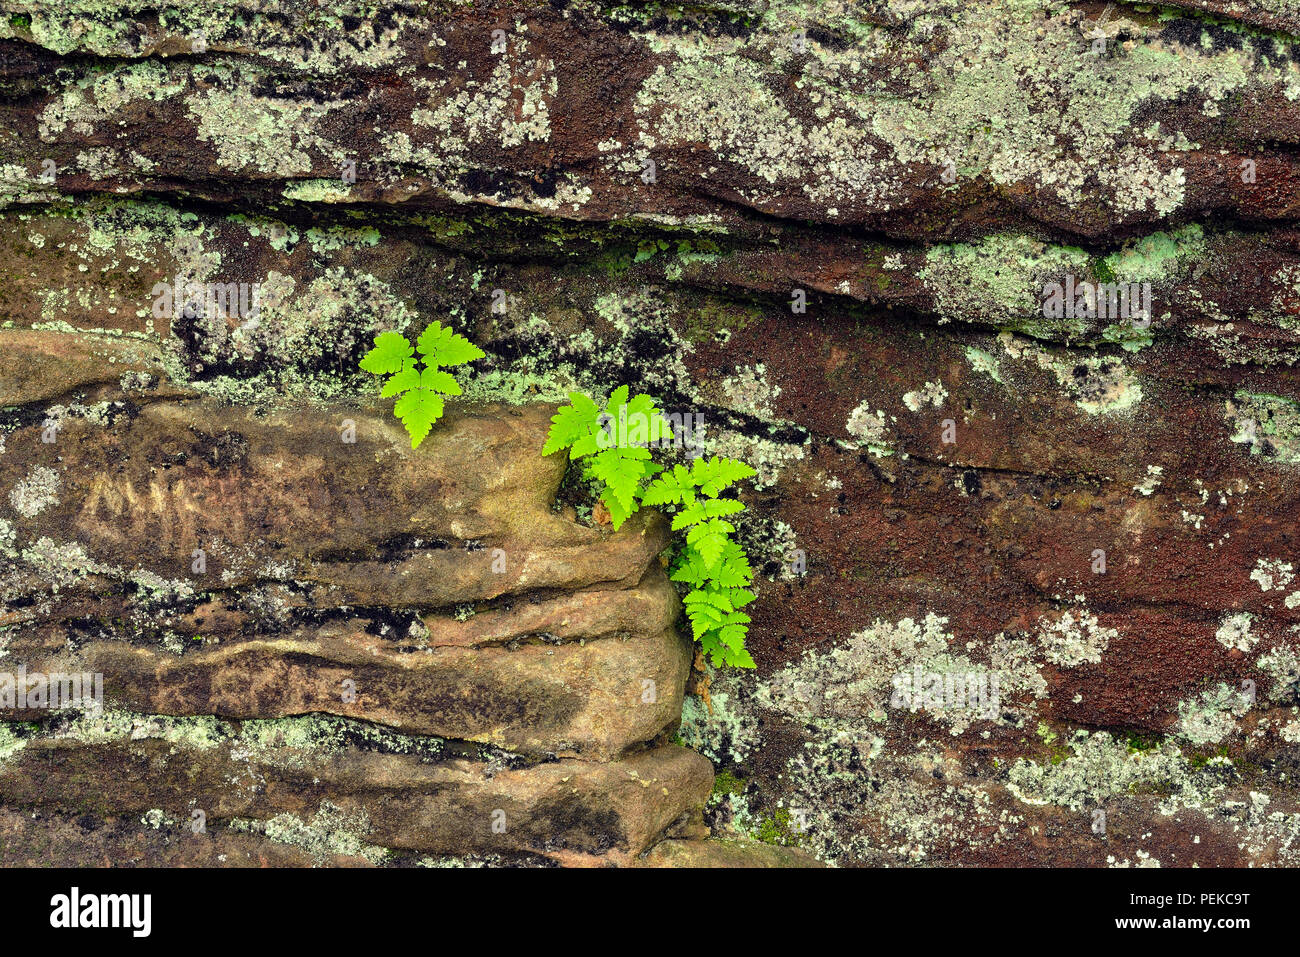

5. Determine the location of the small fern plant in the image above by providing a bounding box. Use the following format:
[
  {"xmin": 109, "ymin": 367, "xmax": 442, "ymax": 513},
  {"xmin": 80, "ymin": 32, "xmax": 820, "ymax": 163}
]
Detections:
[
  {"xmin": 359, "ymin": 321, "xmax": 485, "ymax": 448},
  {"xmin": 541, "ymin": 386, "xmax": 667, "ymax": 528},
  {"xmin": 543, "ymin": 386, "xmax": 758, "ymax": 669}
]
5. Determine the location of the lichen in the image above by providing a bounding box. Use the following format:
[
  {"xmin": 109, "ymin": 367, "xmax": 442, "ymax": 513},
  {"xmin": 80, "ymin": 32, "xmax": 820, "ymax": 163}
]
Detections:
[
  {"xmin": 1215, "ymin": 612, "xmax": 1259, "ymax": 651},
  {"xmin": 1006, "ymin": 730, "xmax": 1216, "ymax": 813},
  {"xmin": 8, "ymin": 465, "xmax": 60, "ymax": 518},
  {"xmin": 845, "ymin": 400, "xmax": 894, "ymax": 457},
  {"xmin": 901, "ymin": 380, "xmax": 948, "ymax": 412},
  {"xmin": 1251, "ymin": 557, "xmax": 1296, "ymax": 592},
  {"xmin": 233, "ymin": 801, "xmax": 388, "ymax": 865},
  {"xmin": 1035, "ymin": 608, "xmax": 1117, "ymax": 667},
  {"xmin": 1000, "ymin": 333, "xmax": 1144, "ymax": 415},
  {"xmin": 1226, "ymin": 393, "xmax": 1300, "ymax": 464},
  {"xmin": 678, "ymin": 671, "xmax": 762, "ymax": 764},
  {"xmin": 1176, "ymin": 683, "xmax": 1250, "ymax": 746},
  {"xmin": 921, "ymin": 235, "xmax": 1091, "ymax": 338}
]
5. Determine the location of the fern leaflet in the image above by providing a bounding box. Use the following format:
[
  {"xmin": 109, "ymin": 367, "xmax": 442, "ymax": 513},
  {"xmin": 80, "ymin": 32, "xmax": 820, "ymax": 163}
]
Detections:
[{"xmin": 360, "ymin": 321, "xmax": 484, "ymax": 448}]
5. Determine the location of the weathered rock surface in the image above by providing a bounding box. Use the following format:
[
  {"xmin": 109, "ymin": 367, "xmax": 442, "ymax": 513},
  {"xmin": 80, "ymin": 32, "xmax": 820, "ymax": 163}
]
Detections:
[
  {"xmin": 639, "ymin": 837, "xmax": 823, "ymax": 868},
  {"xmin": 4, "ymin": 0, "xmax": 1300, "ymax": 867},
  {"xmin": 0, "ymin": 713, "xmax": 712, "ymax": 866},
  {"xmin": 0, "ymin": 335, "xmax": 709, "ymax": 862}
]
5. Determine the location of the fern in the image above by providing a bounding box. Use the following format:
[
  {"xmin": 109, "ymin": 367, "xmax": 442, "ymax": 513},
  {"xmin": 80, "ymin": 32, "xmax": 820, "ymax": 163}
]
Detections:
[
  {"xmin": 544, "ymin": 392, "xmax": 759, "ymax": 669},
  {"xmin": 542, "ymin": 386, "xmax": 667, "ymax": 530},
  {"xmin": 360, "ymin": 321, "xmax": 485, "ymax": 448},
  {"xmin": 645, "ymin": 455, "xmax": 758, "ymax": 668}
]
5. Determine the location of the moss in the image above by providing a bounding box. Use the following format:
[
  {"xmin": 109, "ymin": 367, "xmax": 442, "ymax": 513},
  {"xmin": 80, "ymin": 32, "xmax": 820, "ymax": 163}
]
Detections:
[
  {"xmin": 0, "ymin": 724, "xmax": 26, "ymax": 763},
  {"xmin": 754, "ymin": 807, "xmax": 804, "ymax": 847},
  {"xmin": 1099, "ymin": 321, "xmax": 1155, "ymax": 353},
  {"xmin": 1126, "ymin": 731, "xmax": 1163, "ymax": 754},
  {"xmin": 678, "ymin": 297, "xmax": 761, "ymax": 346},
  {"xmin": 711, "ymin": 770, "xmax": 746, "ymax": 798}
]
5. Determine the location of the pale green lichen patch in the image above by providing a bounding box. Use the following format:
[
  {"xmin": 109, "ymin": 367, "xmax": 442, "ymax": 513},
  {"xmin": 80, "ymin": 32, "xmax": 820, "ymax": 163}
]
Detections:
[
  {"xmin": 1176, "ymin": 682, "xmax": 1250, "ymax": 745},
  {"xmin": 13, "ymin": 538, "xmax": 113, "ymax": 594},
  {"xmin": 678, "ymin": 670, "xmax": 762, "ymax": 764},
  {"xmin": 460, "ymin": 366, "xmax": 579, "ymax": 406},
  {"xmin": 999, "ymin": 333, "xmax": 1144, "ymax": 415},
  {"xmin": 757, "ymin": 613, "xmax": 1044, "ymax": 735},
  {"xmin": 1035, "ymin": 608, "xmax": 1117, "ymax": 667},
  {"xmin": 0, "ymin": 164, "xmax": 64, "ymax": 208},
  {"xmin": 38, "ymin": 61, "xmax": 187, "ymax": 140},
  {"xmin": 901, "ymin": 380, "xmax": 947, "ymax": 412},
  {"xmin": 921, "ymin": 235, "xmax": 1092, "ymax": 338},
  {"xmin": 627, "ymin": 1, "xmax": 1279, "ymax": 221},
  {"xmin": 188, "ymin": 76, "xmax": 346, "ymax": 177},
  {"xmin": 125, "ymin": 570, "xmax": 196, "ymax": 608},
  {"xmin": 36, "ymin": 58, "xmax": 350, "ymax": 178},
  {"xmin": 6, "ymin": 1, "xmax": 419, "ymax": 71},
  {"xmin": 1258, "ymin": 643, "xmax": 1300, "ymax": 701},
  {"xmin": 845, "ymin": 399, "xmax": 895, "ymax": 457},
  {"xmin": 1006, "ymin": 730, "xmax": 1215, "ymax": 812},
  {"xmin": 1226, "ymin": 392, "xmax": 1300, "ymax": 463},
  {"xmin": 1100, "ymin": 224, "xmax": 1208, "ymax": 285},
  {"xmin": 1216, "ymin": 612, "xmax": 1259, "ymax": 651},
  {"xmin": 218, "ymin": 268, "xmax": 417, "ymax": 373},
  {"xmin": 1262, "ymin": 263, "xmax": 1300, "ymax": 332},
  {"xmin": 5, "ymin": 708, "xmax": 448, "ymax": 763},
  {"xmin": 11, "ymin": 198, "xmax": 214, "ymax": 335},
  {"xmin": 719, "ymin": 363, "xmax": 781, "ymax": 418},
  {"xmin": 410, "ymin": 50, "xmax": 556, "ymax": 151},
  {"xmin": 775, "ymin": 732, "xmax": 1026, "ymax": 865},
  {"xmin": 0, "ymin": 518, "xmax": 15, "ymax": 560},
  {"xmin": 8, "ymin": 465, "xmax": 60, "ymax": 518},
  {"xmin": 232, "ymin": 801, "xmax": 388, "ymax": 865},
  {"xmin": 963, "ymin": 346, "xmax": 1004, "ymax": 385},
  {"xmin": 703, "ymin": 427, "xmax": 806, "ymax": 491},
  {"xmin": 282, "ymin": 180, "xmax": 358, "ymax": 204},
  {"xmin": 1132, "ymin": 465, "xmax": 1164, "ymax": 496},
  {"xmin": 52, "ymin": 709, "xmax": 227, "ymax": 750},
  {"xmin": 1250, "ymin": 557, "xmax": 1295, "ymax": 592},
  {"xmin": 631, "ymin": 28, "xmax": 882, "ymax": 206}
]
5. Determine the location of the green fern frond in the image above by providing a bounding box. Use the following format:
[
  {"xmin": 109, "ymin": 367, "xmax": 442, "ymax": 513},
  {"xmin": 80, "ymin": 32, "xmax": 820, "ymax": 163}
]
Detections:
[
  {"xmin": 543, "ymin": 392, "xmax": 602, "ymax": 457},
  {"xmin": 642, "ymin": 463, "xmax": 697, "ymax": 508},
  {"xmin": 691, "ymin": 456, "xmax": 757, "ymax": 497},
  {"xmin": 359, "ymin": 331, "xmax": 414, "ymax": 375},
  {"xmin": 416, "ymin": 321, "xmax": 486, "ymax": 367},
  {"xmin": 542, "ymin": 387, "xmax": 669, "ymax": 530},
  {"xmin": 670, "ymin": 497, "xmax": 745, "ymax": 530},
  {"xmin": 539, "ymin": 387, "xmax": 759, "ymax": 669},
  {"xmin": 359, "ymin": 320, "xmax": 483, "ymax": 448}
]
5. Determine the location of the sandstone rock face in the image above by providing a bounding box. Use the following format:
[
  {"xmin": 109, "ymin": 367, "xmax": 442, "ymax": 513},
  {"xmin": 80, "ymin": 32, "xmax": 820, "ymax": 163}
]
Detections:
[
  {"xmin": 3, "ymin": 0, "xmax": 1300, "ymax": 867},
  {"xmin": 0, "ymin": 335, "xmax": 707, "ymax": 864}
]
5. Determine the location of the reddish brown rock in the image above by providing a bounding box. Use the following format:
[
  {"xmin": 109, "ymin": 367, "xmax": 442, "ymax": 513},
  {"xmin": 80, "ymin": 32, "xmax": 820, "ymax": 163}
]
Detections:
[{"xmin": 4, "ymin": 0, "xmax": 1300, "ymax": 870}]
